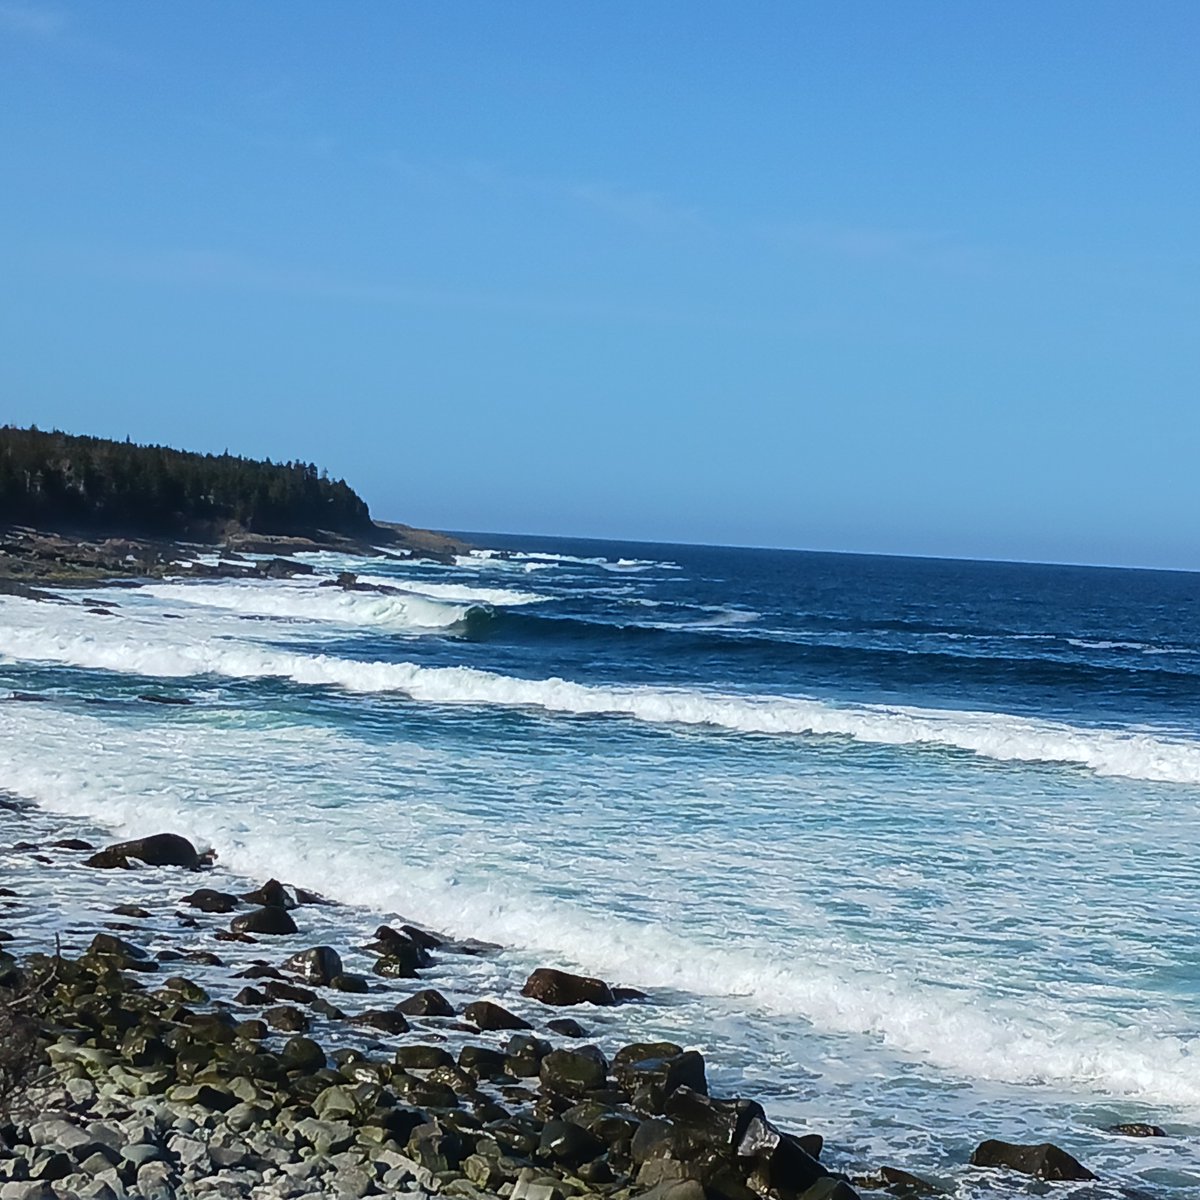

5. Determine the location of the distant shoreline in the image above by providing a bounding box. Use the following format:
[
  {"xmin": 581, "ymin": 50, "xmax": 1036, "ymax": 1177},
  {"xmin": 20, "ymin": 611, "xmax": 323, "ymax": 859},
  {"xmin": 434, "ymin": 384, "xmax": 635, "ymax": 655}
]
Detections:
[{"xmin": 0, "ymin": 520, "xmax": 472, "ymax": 594}]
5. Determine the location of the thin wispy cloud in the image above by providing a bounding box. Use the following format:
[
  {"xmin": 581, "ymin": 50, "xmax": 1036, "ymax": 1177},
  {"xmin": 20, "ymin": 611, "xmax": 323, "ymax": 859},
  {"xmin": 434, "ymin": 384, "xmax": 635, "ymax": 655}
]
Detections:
[{"xmin": 0, "ymin": 1, "xmax": 66, "ymax": 38}]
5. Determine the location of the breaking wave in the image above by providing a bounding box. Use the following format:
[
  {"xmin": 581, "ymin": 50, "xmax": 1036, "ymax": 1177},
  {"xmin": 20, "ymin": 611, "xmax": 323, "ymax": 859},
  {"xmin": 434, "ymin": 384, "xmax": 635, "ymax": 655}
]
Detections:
[{"xmin": 4, "ymin": 596, "xmax": 1200, "ymax": 784}]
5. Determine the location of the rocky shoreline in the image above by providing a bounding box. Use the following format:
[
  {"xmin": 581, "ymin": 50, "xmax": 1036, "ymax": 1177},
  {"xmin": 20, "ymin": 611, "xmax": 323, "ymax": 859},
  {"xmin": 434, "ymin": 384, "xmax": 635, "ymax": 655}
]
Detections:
[
  {"xmin": 0, "ymin": 523, "xmax": 470, "ymax": 591},
  {"xmin": 0, "ymin": 804, "xmax": 1130, "ymax": 1200}
]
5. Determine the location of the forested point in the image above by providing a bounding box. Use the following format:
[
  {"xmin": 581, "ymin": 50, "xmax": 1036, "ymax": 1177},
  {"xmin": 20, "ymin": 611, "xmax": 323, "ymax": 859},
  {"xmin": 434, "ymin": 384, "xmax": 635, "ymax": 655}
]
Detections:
[{"xmin": 0, "ymin": 426, "xmax": 374, "ymax": 538}]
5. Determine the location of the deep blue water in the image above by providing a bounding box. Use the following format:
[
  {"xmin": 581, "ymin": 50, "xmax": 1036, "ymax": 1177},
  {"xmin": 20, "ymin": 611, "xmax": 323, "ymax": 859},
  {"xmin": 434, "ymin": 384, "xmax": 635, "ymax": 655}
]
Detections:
[{"xmin": 2, "ymin": 535, "xmax": 1199, "ymax": 1196}]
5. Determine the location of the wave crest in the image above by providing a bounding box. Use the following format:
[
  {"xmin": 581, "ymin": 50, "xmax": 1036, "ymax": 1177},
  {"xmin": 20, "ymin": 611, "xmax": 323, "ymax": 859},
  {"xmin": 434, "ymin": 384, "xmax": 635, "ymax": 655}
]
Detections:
[{"xmin": 4, "ymin": 596, "xmax": 1200, "ymax": 783}]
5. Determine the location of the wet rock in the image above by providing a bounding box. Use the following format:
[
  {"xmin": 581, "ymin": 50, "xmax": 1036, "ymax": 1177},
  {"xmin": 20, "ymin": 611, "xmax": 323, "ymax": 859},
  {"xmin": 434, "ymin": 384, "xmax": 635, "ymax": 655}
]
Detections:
[
  {"xmin": 280, "ymin": 1036, "xmax": 326, "ymax": 1073},
  {"xmin": 180, "ymin": 887, "xmax": 240, "ymax": 913},
  {"xmin": 230, "ymin": 906, "xmax": 297, "ymax": 936},
  {"xmin": 234, "ymin": 962, "xmax": 284, "ymax": 980},
  {"xmin": 865, "ymin": 1166, "xmax": 938, "ymax": 1194},
  {"xmin": 265, "ymin": 1004, "xmax": 309, "ymax": 1032},
  {"xmin": 539, "ymin": 1046, "xmax": 608, "ymax": 1097},
  {"xmin": 329, "ymin": 972, "xmax": 369, "ymax": 993},
  {"xmin": 969, "ymin": 1139, "xmax": 1096, "ymax": 1181},
  {"xmin": 441, "ymin": 935, "xmax": 503, "ymax": 956},
  {"xmin": 372, "ymin": 951, "xmax": 424, "ymax": 979},
  {"xmin": 368, "ymin": 926, "xmax": 433, "ymax": 969},
  {"xmin": 240, "ymin": 878, "xmax": 294, "ymax": 908},
  {"xmin": 1108, "ymin": 1123, "xmax": 1167, "ymax": 1138},
  {"xmin": 407, "ymin": 1120, "xmax": 466, "ymax": 1172},
  {"xmin": 262, "ymin": 979, "xmax": 317, "ymax": 1004},
  {"xmin": 794, "ymin": 1182, "xmax": 859, "ymax": 1200},
  {"xmin": 457, "ymin": 1045, "xmax": 508, "ymax": 1079},
  {"xmin": 81, "ymin": 847, "xmax": 133, "ymax": 869},
  {"xmin": 546, "ymin": 1017, "xmax": 587, "ymax": 1038},
  {"xmin": 160, "ymin": 975, "xmax": 208, "ymax": 1003},
  {"xmin": 465, "ymin": 1000, "xmax": 531, "ymax": 1031},
  {"xmin": 734, "ymin": 1108, "xmax": 830, "ymax": 1200},
  {"xmin": 282, "ymin": 945, "xmax": 343, "ymax": 985},
  {"xmin": 505, "ymin": 1032, "xmax": 552, "ymax": 1078},
  {"xmin": 399, "ymin": 923, "xmax": 444, "ymax": 950},
  {"xmin": 138, "ymin": 693, "xmax": 192, "ymax": 706},
  {"xmin": 350, "ymin": 1009, "xmax": 410, "ymax": 1035},
  {"xmin": 615, "ymin": 1044, "xmax": 707, "ymax": 1112},
  {"xmin": 613, "ymin": 985, "xmax": 651, "ymax": 1003},
  {"xmin": 522, "ymin": 967, "xmax": 615, "ymax": 1007},
  {"xmin": 397, "ymin": 988, "xmax": 455, "ymax": 1017},
  {"xmin": 85, "ymin": 932, "xmax": 156, "ymax": 971},
  {"xmin": 395, "ymin": 1045, "xmax": 455, "ymax": 1070},
  {"xmin": 87, "ymin": 832, "xmax": 202, "ymax": 870},
  {"xmin": 660, "ymin": 1087, "xmax": 761, "ymax": 1153},
  {"xmin": 539, "ymin": 1118, "xmax": 606, "ymax": 1167}
]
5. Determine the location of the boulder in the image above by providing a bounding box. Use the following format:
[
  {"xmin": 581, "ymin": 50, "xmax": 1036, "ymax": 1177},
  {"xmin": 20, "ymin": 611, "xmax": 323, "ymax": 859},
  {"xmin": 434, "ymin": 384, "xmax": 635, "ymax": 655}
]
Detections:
[
  {"xmin": 464, "ymin": 999, "xmax": 532, "ymax": 1031},
  {"xmin": 539, "ymin": 1046, "xmax": 608, "ymax": 1097},
  {"xmin": 522, "ymin": 967, "xmax": 615, "ymax": 1007},
  {"xmin": 741, "ymin": 1123, "xmax": 830, "ymax": 1199},
  {"xmin": 1108, "ymin": 1123, "xmax": 1166, "ymax": 1138},
  {"xmin": 615, "ymin": 1044, "xmax": 707, "ymax": 1112},
  {"xmin": 369, "ymin": 925, "xmax": 433, "ymax": 968},
  {"xmin": 350, "ymin": 1009, "xmax": 411, "ymax": 1035},
  {"xmin": 86, "ymin": 832, "xmax": 201, "ymax": 870},
  {"xmin": 240, "ymin": 878, "xmax": 294, "ymax": 908},
  {"xmin": 399, "ymin": 923, "xmax": 444, "ymax": 950},
  {"xmin": 180, "ymin": 888, "xmax": 240, "ymax": 913},
  {"xmin": 262, "ymin": 978, "xmax": 316, "ymax": 1003},
  {"xmin": 969, "ymin": 1140, "xmax": 1095, "ymax": 1181},
  {"xmin": 230, "ymin": 907, "xmax": 297, "ymax": 936},
  {"xmin": 264, "ymin": 1003, "xmax": 307, "ymax": 1032},
  {"xmin": 547, "ymin": 1017, "xmax": 588, "ymax": 1038},
  {"xmin": 330, "ymin": 972, "xmax": 370, "ymax": 993},
  {"xmin": 658, "ymin": 1088, "xmax": 761, "ymax": 1154},
  {"xmin": 539, "ymin": 1119, "xmax": 606, "ymax": 1167},
  {"xmin": 395, "ymin": 1045, "xmax": 455, "ymax": 1070},
  {"xmin": 282, "ymin": 945, "xmax": 343, "ymax": 985},
  {"xmin": 280, "ymin": 1036, "xmax": 326, "ymax": 1073},
  {"xmin": 397, "ymin": 988, "xmax": 456, "ymax": 1017},
  {"xmin": 458, "ymin": 1045, "xmax": 508, "ymax": 1078}
]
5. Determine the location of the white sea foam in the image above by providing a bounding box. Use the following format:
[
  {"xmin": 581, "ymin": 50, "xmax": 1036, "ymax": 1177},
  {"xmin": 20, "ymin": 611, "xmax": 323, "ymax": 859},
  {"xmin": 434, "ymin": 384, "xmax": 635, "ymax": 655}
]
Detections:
[
  {"xmin": 2, "ymin": 698, "xmax": 1198, "ymax": 1112},
  {"xmin": 383, "ymin": 580, "xmax": 548, "ymax": 606},
  {"xmin": 4, "ymin": 595, "xmax": 1200, "ymax": 784},
  {"xmin": 136, "ymin": 579, "xmax": 473, "ymax": 630},
  {"xmin": 458, "ymin": 549, "xmax": 680, "ymax": 572}
]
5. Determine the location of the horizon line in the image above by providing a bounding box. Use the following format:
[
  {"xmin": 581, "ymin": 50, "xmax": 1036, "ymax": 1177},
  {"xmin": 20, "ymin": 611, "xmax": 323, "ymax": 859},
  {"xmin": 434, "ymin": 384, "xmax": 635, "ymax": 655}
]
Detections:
[{"xmin": 429, "ymin": 524, "xmax": 1199, "ymax": 578}]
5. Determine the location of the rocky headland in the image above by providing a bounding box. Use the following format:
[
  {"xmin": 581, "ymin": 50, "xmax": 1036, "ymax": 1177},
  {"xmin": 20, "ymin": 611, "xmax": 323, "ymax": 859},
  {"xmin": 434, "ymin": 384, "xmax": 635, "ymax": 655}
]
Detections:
[{"xmin": 0, "ymin": 425, "xmax": 471, "ymax": 589}]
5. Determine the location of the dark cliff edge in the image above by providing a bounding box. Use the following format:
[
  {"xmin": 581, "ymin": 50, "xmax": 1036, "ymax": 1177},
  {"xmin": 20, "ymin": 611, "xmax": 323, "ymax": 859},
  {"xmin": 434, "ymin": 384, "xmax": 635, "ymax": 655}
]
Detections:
[{"xmin": 0, "ymin": 426, "xmax": 470, "ymax": 587}]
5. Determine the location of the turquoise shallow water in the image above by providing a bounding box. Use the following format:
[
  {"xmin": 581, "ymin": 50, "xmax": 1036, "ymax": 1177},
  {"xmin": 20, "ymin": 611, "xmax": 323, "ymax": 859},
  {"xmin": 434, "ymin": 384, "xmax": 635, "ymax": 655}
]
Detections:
[{"xmin": 2, "ymin": 537, "xmax": 1199, "ymax": 1196}]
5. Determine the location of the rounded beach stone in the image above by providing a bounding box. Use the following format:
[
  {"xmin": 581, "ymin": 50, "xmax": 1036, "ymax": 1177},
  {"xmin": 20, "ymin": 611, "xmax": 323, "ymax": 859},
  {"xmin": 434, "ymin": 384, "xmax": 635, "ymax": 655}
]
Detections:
[
  {"xmin": 969, "ymin": 1139, "xmax": 1095, "ymax": 1181},
  {"xmin": 231, "ymin": 907, "xmax": 297, "ymax": 936},
  {"xmin": 521, "ymin": 968, "xmax": 615, "ymax": 1007},
  {"xmin": 282, "ymin": 946, "xmax": 343, "ymax": 985}
]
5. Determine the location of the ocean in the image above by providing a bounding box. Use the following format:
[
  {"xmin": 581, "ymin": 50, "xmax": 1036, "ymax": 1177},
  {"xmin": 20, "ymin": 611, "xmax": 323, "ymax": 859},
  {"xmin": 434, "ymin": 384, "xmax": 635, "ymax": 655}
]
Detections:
[{"xmin": 2, "ymin": 534, "xmax": 1199, "ymax": 1196}]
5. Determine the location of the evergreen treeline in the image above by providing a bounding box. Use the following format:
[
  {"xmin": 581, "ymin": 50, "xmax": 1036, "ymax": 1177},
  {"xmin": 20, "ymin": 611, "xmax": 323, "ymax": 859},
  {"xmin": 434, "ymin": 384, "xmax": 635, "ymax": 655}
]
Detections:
[{"xmin": 0, "ymin": 426, "xmax": 373, "ymax": 537}]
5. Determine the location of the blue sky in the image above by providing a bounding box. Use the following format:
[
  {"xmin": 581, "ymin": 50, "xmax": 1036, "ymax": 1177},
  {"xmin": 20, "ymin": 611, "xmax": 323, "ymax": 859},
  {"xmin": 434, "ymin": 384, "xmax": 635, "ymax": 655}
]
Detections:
[{"xmin": 2, "ymin": 2, "xmax": 1197, "ymax": 568}]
